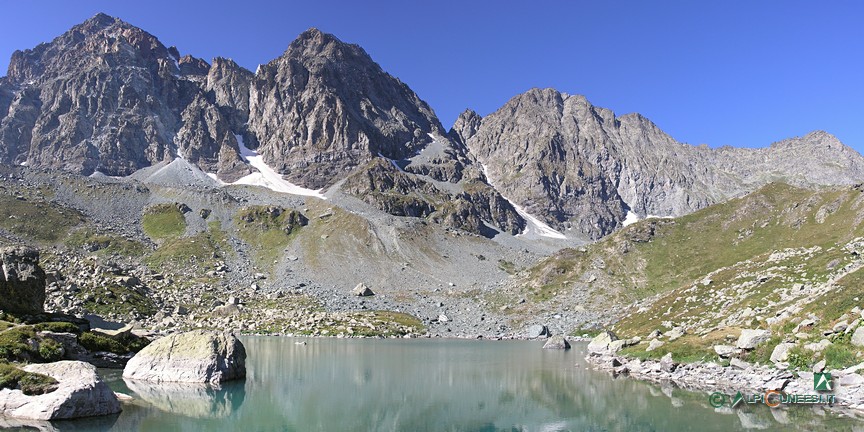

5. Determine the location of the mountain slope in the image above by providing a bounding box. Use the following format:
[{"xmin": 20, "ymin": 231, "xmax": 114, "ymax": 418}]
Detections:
[{"xmin": 458, "ymin": 88, "xmax": 864, "ymax": 239}]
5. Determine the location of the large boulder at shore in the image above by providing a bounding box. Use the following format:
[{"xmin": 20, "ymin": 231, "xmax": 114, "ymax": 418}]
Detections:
[
  {"xmin": 542, "ymin": 335, "xmax": 571, "ymax": 350},
  {"xmin": 0, "ymin": 246, "xmax": 46, "ymax": 314},
  {"xmin": 0, "ymin": 361, "xmax": 120, "ymax": 420},
  {"xmin": 123, "ymin": 330, "xmax": 246, "ymax": 384},
  {"xmin": 587, "ymin": 330, "xmax": 618, "ymax": 353}
]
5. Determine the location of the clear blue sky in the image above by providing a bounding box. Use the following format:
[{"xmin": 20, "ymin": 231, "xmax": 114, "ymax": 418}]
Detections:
[{"xmin": 1, "ymin": 1, "xmax": 862, "ymax": 151}]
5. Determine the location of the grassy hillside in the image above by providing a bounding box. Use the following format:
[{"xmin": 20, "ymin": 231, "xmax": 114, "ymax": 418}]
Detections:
[{"xmin": 519, "ymin": 182, "xmax": 864, "ymax": 369}]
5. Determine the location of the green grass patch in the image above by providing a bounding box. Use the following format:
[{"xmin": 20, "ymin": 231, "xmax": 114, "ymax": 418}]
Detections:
[
  {"xmin": 0, "ymin": 326, "xmax": 62, "ymax": 362},
  {"xmin": 33, "ymin": 321, "xmax": 82, "ymax": 334},
  {"xmin": 0, "ymin": 362, "xmax": 58, "ymax": 395},
  {"xmin": 144, "ymin": 222, "xmax": 227, "ymax": 274},
  {"xmin": 65, "ymin": 228, "xmax": 145, "ymax": 257},
  {"xmin": 824, "ymin": 343, "xmax": 859, "ymax": 369},
  {"xmin": 234, "ymin": 206, "xmax": 307, "ymax": 267},
  {"xmin": 142, "ymin": 203, "xmax": 186, "ymax": 241},
  {"xmin": 78, "ymin": 331, "xmax": 150, "ymax": 355},
  {"xmin": 0, "ymin": 194, "xmax": 83, "ymax": 243}
]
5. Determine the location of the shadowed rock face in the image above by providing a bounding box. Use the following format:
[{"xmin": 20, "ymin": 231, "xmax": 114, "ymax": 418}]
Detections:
[
  {"xmin": 248, "ymin": 28, "xmax": 446, "ymax": 190},
  {"xmin": 0, "ymin": 13, "xmax": 248, "ymax": 181},
  {"xmin": 459, "ymin": 88, "xmax": 864, "ymax": 239},
  {"xmin": 0, "ymin": 246, "xmax": 46, "ymax": 314}
]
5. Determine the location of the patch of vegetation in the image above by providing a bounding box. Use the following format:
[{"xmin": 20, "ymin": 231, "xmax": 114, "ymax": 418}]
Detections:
[
  {"xmin": 234, "ymin": 206, "xmax": 307, "ymax": 267},
  {"xmin": 824, "ymin": 343, "xmax": 858, "ymax": 370},
  {"xmin": 745, "ymin": 336, "xmax": 782, "ymax": 365},
  {"xmin": 78, "ymin": 332, "xmax": 150, "ymax": 355},
  {"xmin": 0, "ymin": 362, "xmax": 58, "ymax": 395},
  {"xmin": 33, "ymin": 321, "xmax": 82, "ymax": 334},
  {"xmin": 0, "ymin": 326, "xmax": 62, "ymax": 362},
  {"xmin": 144, "ymin": 222, "xmax": 226, "ymax": 274},
  {"xmin": 498, "ymin": 260, "xmax": 517, "ymax": 275},
  {"xmin": 0, "ymin": 194, "xmax": 83, "ymax": 243},
  {"xmin": 787, "ymin": 346, "xmax": 815, "ymax": 370},
  {"xmin": 142, "ymin": 203, "xmax": 187, "ymax": 241},
  {"xmin": 65, "ymin": 228, "xmax": 145, "ymax": 257},
  {"xmin": 76, "ymin": 282, "xmax": 157, "ymax": 317}
]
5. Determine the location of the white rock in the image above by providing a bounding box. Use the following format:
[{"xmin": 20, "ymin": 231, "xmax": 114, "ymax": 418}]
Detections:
[
  {"xmin": 714, "ymin": 345, "xmax": 736, "ymax": 358},
  {"xmin": 123, "ymin": 330, "xmax": 246, "ymax": 384},
  {"xmin": 736, "ymin": 329, "xmax": 771, "ymax": 349},
  {"xmin": 646, "ymin": 339, "xmax": 665, "ymax": 352},
  {"xmin": 587, "ymin": 331, "xmax": 618, "ymax": 353},
  {"xmin": 852, "ymin": 327, "xmax": 864, "ymax": 347},
  {"xmin": 770, "ymin": 343, "xmax": 796, "ymax": 363},
  {"xmin": 0, "ymin": 361, "xmax": 120, "ymax": 420}
]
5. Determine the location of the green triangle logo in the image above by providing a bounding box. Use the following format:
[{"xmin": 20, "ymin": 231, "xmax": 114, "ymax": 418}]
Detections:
[
  {"xmin": 731, "ymin": 391, "xmax": 745, "ymax": 407},
  {"xmin": 814, "ymin": 372, "xmax": 833, "ymax": 391}
]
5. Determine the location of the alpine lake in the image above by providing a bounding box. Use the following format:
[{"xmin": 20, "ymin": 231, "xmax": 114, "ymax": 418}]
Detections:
[{"xmin": 7, "ymin": 337, "xmax": 863, "ymax": 431}]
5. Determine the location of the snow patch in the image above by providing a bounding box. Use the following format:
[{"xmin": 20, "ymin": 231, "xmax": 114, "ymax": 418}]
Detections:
[
  {"xmin": 622, "ymin": 210, "xmax": 641, "ymax": 227},
  {"xmin": 378, "ymin": 153, "xmax": 406, "ymax": 173},
  {"xmin": 226, "ymin": 135, "xmax": 326, "ymax": 199},
  {"xmin": 481, "ymin": 164, "xmax": 567, "ymax": 240}
]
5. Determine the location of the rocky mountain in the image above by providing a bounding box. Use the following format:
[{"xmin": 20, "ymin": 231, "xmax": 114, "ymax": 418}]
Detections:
[
  {"xmin": 457, "ymin": 88, "xmax": 864, "ymax": 239},
  {"xmin": 249, "ymin": 28, "xmax": 446, "ymax": 190},
  {"xmin": 0, "ymin": 13, "xmax": 250, "ymax": 181}
]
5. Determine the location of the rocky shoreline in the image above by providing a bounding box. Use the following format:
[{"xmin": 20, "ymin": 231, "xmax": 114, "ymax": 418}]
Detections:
[{"xmin": 585, "ymin": 350, "xmax": 864, "ymax": 418}]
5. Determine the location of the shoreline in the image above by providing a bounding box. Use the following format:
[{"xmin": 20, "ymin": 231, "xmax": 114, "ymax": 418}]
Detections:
[{"xmin": 585, "ymin": 350, "xmax": 864, "ymax": 419}]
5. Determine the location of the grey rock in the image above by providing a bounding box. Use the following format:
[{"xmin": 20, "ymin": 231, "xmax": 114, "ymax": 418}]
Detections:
[
  {"xmin": 646, "ymin": 339, "xmax": 664, "ymax": 352},
  {"xmin": 736, "ymin": 329, "xmax": 771, "ymax": 349},
  {"xmin": 714, "ymin": 345, "xmax": 737, "ymax": 358},
  {"xmin": 666, "ymin": 327, "xmax": 685, "ymax": 341},
  {"xmin": 659, "ymin": 353, "xmax": 677, "ymax": 372},
  {"xmin": 352, "ymin": 283, "xmax": 374, "ymax": 297},
  {"xmin": 587, "ymin": 330, "xmax": 618, "ymax": 353},
  {"xmin": 851, "ymin": 327, "xmax": 864, "ymax": 347},
  {"xmin": 525, "ymin": 324, "xmax": 549, "ymax": 339},
  {"xmin": 0, "ymin": 361, "xmax": 120, "ymax": 420},
  {"xmin": 730, "ymin": 358, "xmax": 751, "ymax": 370},
  {"xmin": 542, "ymin": 335, "xmax": 571, "ymax": 350},
  {"xmin": 813, "ymin": 359, "xmax": 827, "ymax": 373},
  {"xmin": 0, "ymin": 246, "xmax": 46, "ymax": 314},
  {"xmin": 770, "ymin": 343, "xmax": 796, "ymax": 363},
  {"xmin": 123, "ymin": 330, "xmax": 246, "ymax": 384}
]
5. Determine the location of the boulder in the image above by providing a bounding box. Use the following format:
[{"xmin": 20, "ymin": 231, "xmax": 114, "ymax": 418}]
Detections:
[
  {"xmin": 714, "ymin": 345, "xmax": 737, "ymax": 358},
  {"xmin": 587, "ymin": 331, "xmax": 618, "ymax": 353},
  {"xmin": 0, "ymin": 361, "xmax": 120, "ymax": 420},
  {"xmin": 352, "ymin": 283, "xmax": 374, "ymax": 297},
  {"xmin": 646, "ymin": 339, "xmax": 664, "ymax": 352},
  {"xmin": 804, "ymin": 339, "xmax": 832, "ymax": 353},
  {"xmin": 736, "ymin": 329, "xmax": 771, "ymax": 349},
  {"xmin": 851, "ymin": 327, "xmax": 864, "ymax": 347},
  {"xmin": 770, "ymin": 343, "xmax": 797, "ymax": 363},
  {"xmin": 542, "ymin": 335, "xmax": 571, "ymax": 350},
  {"xmin": 0, "ymin": 246, "xmax": 46, "ymax": 314},
  {"xmin": 525, "ymin": 324, "xmax": 549, "ymax": 339},
  {"xmin": 666, "ymin": 327, "xmax": 685, "ymax": 341},
  {"xmin": 123, "ymin": 330, "xmax": 246, "ymax": 384},
  {"xmin": 659, "ymin": 353, "xmax": 678, "ymax": 372},
  {"xmin": 730, "ymin": 358, "xmax": 751, "ymax": 370}
]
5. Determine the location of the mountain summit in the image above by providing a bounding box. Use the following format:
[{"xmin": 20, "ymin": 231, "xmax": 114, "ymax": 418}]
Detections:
[{"xmin": 249, "ymin": 28, "xmax": 445, "ymax": 189}]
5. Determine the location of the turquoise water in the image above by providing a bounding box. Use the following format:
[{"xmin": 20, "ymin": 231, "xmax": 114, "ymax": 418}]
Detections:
[{"xmin": 10, "ymin": 337, "xmax": 863, "ymax": 431}]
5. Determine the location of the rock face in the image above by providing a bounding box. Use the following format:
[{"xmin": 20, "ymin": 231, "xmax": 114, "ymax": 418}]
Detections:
[
  {"xmin": 123, "ymin": 330, "xmax": 246, "ymax": 384},
  {"xmin": 248, "ymin": 28, "xmax": 445, "ymax": 190},
  {"xmin": 460, "ymin": 88, "xmax": 864, "ymax": 239},
  {"xmin": 0, "ymin": 13, "xmax": 248, "ymax": 180},
  {"xmin": 0, "ymin": 246, "xmax": 46, "ymax": 314},
  {"xmin": 0, "ymin": 361, "xmax": 120, "ymax": 420}
]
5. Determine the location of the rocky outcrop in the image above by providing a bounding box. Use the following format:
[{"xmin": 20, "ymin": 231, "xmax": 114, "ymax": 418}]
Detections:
[
  {"xmin": 0, "ymin": 361, "xmax": 120, "ymax": 420},
  {"xmin": 248, "ymin": 28, "xmax": 446, "ymax": 189},
  {"xmin": 462, "ymin": 88, "xmax": 864, "ymax": 239},
  {"xmin": 0, "ymin": 13, "xmax": 249, "ymax": 180},
  {"xmin": 123, "ymin": 330, "xmax": 246, "ymax": 384},
  {"xmin": 0, "ymin": 246, "xmax": 46, "ymax": 314}
]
